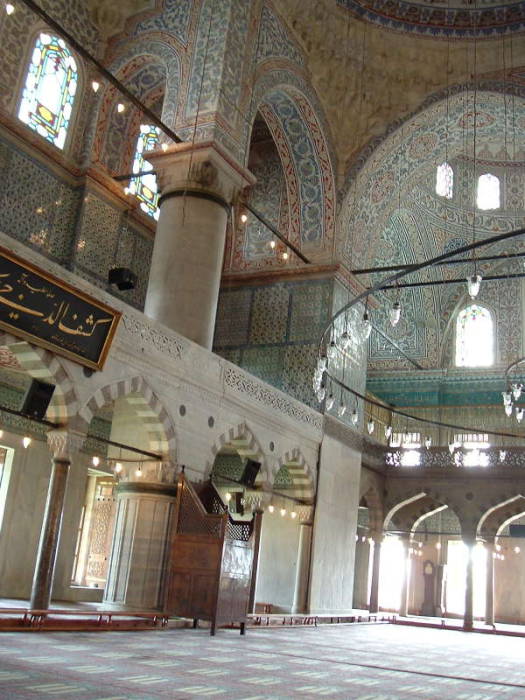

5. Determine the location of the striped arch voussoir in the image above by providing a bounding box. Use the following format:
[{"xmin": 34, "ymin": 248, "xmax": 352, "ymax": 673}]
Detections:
[
  {"xmin": 207, "ymin": 422, "xmax": 267, "ymax": 482},
  {"xmin": 75, "ymin": 376, "xmax": 176, "ymax": 459},
  {"xmin": 275, "ymin": 448, "xmax": 315, "ymax": 501},
  {"xmin": 0, "ymin": 332, "xmax": 77, "ymax": 423}
]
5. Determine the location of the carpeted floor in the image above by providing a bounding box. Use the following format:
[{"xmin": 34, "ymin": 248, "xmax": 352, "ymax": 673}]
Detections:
[{"xmin": 0, "ymin": 623, "xmax": 524, "ymax": 699}]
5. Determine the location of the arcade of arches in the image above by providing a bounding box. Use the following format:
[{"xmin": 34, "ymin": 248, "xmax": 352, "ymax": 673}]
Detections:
[{"xmin": 1, "ymin": 0, "xmax": 525, "ymax": 648}]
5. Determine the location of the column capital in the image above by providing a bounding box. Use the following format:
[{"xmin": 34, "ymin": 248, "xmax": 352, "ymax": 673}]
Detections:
[
  {"xmin": 46, "ymin": 429, "xmax": 83, "ymax": 461},
  {"xmin": 149, "ymin": 140, "xmax": 256, "ymax": 206}
]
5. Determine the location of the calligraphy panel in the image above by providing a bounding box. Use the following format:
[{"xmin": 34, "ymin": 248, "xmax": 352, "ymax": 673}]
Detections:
[{"xmin": 0, "ymin": 246, "xmax": 120, "ymax": 370}]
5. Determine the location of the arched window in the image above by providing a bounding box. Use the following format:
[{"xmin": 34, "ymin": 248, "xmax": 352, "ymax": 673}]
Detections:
[
  {"xmin": 435, "ymin": 162, "xmax": 453, "ymax": 199},
  {"xmin": 477, "ymin": 173, "xmax": 500, "ymax": 210},
  {"xmin": 128, "ymin": 124, "xmax": 160, "ymax": 220},
  {"xmin": 18, "ymin": 33, "xmax": 78, "ymax": 150},
  {"xmin": 455, "ymin": 304, "xmax": 494, "ymax": 367}
]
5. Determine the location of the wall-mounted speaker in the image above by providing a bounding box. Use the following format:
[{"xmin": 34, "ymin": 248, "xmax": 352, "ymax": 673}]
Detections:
[
  {"xmin": 240, "ymin": 459, "xmax": 261, "ymax": 488},
  {"xmin": 108, "ymin": 267, "xmax": 137, "ymax": 291},
  {"xmin": 20, "ymin": 380, "xmax": 55, "ymax": 420}
]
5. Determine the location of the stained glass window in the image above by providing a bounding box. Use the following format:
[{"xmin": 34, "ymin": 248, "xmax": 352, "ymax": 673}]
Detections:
[
  {"xmin": 477, "ymin": 173, "xmax": 500, "ymax": 210},
  {"xmin": 18, "ymin": 33, "xmax": 78, "ymax": 150},
  {"xmin": 129, "ymin": 124, "xmax": 160, "ymax": 220},
  {"xmin": 436, "ymin": 162, "xmax": 453, "ymax": 199},
  {"xmin": 455, "ymin": 304, "xmax": 494, "ymax": 367}
]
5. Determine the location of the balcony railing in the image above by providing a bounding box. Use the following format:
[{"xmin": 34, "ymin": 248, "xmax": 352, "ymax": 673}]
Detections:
[{"xmin": 385, "ymin": 446, "xmax": 525, "ymax": 469}]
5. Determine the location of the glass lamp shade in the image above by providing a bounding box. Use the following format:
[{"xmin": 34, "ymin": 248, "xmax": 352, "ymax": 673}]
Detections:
[
  {"xmin": 367, "ymin": 419, "xmax": 375, "ymax": 434},
  {"xmin": 361, "ymin": 313, "xmax": 372, "ymax": 341},
  {"xmin": 502, "ymin": 391, "xmax": 512, "ymax": 406},
  {"xmin": 338, "ymin": 401, "xmax": 347, "ymax": 417},
  {"xmin": 327, "ymin": 340, "xmax": 337, "ymax": 360},
  {"xmin": 512, "ymin": 383, "xmax": 523, "ymax": 401},
  {"xmin": 389, "ymin": 301, "xmax": 401, "ymax": 327},
  {"xmin": 351, "ymin": 409, "xmax": 359, "ymax": 425},
  {"xmin": 505, "ymin": 403, "xmax": 513, "ymax": 417},
  {"xmin": 467, "ymin": 273, "xmax": 482, "ymax": 299},
  {"xmin": 424, "ymin": 436, "xmax": 432, "ymax": 449},
  {"xmin": 317, "ymin": 354, "xmax": 327, "ymax": 372},
  {"xmin": 448, "ymin": 441, "xmax": 456, "ymax": 454},
  {"xmin": 516, "ymin": 408, "xmax": 524, "ymax": 423},
  {"xmin": 384, "ymin": 425, "xmax": 392, "ymax": 439},
  {"xmin": 316, "ymin": 385, "xmax": 326, "ymax": 402},
  {"xmin": 338, "ymin": 330, "xmax": 351, "ymax": 351},
  {"xmin": 326, "ymin": 393, "xmax": 335, "ymax": 410}
]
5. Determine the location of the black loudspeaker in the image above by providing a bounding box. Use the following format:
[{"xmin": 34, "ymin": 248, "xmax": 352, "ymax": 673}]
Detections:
[
  {"xmin": 240, "ymin": 459, "xmax": 261, "ymax": 487},
  {"xmin": 233, "ymin": 491, "xmax": 244, "ymax": 516},
  {"xmin": 108, "ymin": 267, "xmax": 137, "ymax": 291},
  {"xmin": 20, "ymin": 380, "xmax": 56, "ymax": 420}
]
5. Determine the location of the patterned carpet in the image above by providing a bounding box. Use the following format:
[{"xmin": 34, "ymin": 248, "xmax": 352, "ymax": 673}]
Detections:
[{"xmin": 0, "ymin": 623, "xmax": 524, "ymax": 699}]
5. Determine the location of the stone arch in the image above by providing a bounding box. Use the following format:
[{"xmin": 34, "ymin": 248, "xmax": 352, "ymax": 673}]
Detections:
[
  {"xmin": 206, "ymin": 422, "xmax": 267, "ymax": 482},
  {"xmin": 0, "ymin": 331, "xmax": 78, "ymax": 423},
  {"xmin": 496, "ymin": 508, "xmax": 525, "ymax": 538},
  {"xmin": 478, "ymin": 495, "xmax": 525, "ymax": 539},
  {"xmin": 384, "ymin": 492, "xmax": 427, "ymax": 530},
  {"xmin": 273, "ymin": 448, "xmax": 315, "ymax": 501},
  {"xmin": 411, "ymin": 504, "xmax": 448, "ymax": 533},
  {"xmin": 89, "ymin": 38, "xmax": 182, "ymax": 170},
  {"xmin": 245, "ymin": 68, "xmax": 336, "ymax": 255},
  {"xmin": 75, "ymin": 375, "xmax": 176, "ymax": 459},
  {"xmin": 360, "ymin": 485, "xmax": 383, "ymax": 534}
]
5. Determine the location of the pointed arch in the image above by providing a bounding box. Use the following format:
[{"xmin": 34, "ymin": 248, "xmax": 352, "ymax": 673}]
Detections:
[
  {"xmin": 360, "ymin": 485, "xmax": 384, "ymax": 535},
  {"xmin": 206, "ymin": 422, "xmax": 267, "ymax": 482},
  {"xmin": 0, "ymin": 331, "xmax": 78, "ymax": 423},
  {"xmin": 273, "ymin": 448, "xmax": 315, "ymax": 501},
  {"xmin": 75, "ymin": 376, "xmax": 176, "ymax": 459}
]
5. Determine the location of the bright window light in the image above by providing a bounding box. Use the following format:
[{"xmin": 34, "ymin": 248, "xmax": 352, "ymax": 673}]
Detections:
[
  {"xmin": 379, "ymin": 537, "xmax": 408, "ymax": 610},
  {"xmin": 445, "ymin": 540, "xmax": 486, "ymax": 617},
  {"xmin": 455, "ymin": 305, "xmax": 494, "ymax": 367},
  {"xmin": 436, "ymin": 162, "xmax": 453, "ymax": 199},
  {"xmin": 477, "ymin": 173, "xmax": 500, "ymax": 210}
]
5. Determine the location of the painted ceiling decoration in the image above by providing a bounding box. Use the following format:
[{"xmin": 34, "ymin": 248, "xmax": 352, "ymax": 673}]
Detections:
[
  {"xmin": 336, "ymin": 0, "xmax": 525, "ymax": 37},
  {"xmin": 336, "ymin": 89, "xmax": 525, "ymax": 373}
]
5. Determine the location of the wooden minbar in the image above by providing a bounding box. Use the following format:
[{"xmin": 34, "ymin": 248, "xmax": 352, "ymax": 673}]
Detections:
[{"xmin": 164, "ymin": 473, "xmax": 262, "ymax": 635}]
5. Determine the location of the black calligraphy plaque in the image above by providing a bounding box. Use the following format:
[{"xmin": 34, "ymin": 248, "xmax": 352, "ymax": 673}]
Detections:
[{"xmin": 0, "ymin": 246, "xmax": 121, "ymax": 370}]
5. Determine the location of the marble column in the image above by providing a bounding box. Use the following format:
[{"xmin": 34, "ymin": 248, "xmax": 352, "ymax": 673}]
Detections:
[
  {"xmin": 292, "ymin": 522, "xmax": 313, "ymax": 613},
  {"xmin": 463, "ymin": 536, "xmax": 475, "ymax": 631},
  {"xmin": 369, "ymin": 534, "xmax": 382, "ymax": 613},
  {"xmin": 248, "ymin": 509, "xmax": 264, "ymax": 613},
  {"xmin": 398, "ymin": 534, "xmax": 411, "ymax": 617},
  {"xmin": 103, "ymin": 461, "xmax": 178, "ymax": 612},
  {"xmin": 485, "ymin": 538, "xmax": 495, "ymax": 627},
  {"xmin": 30, "ymin": 430, "xmax": 81, "ymax": 609},
  {"xmin": 145, "ymin": 141, "xmax": 255, "ymax": 348}
]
